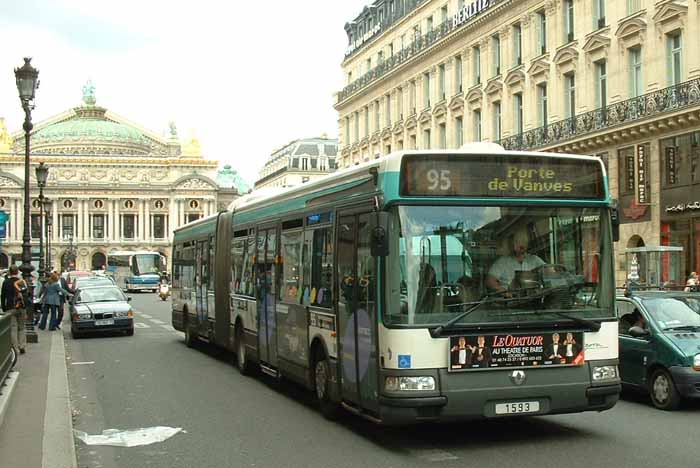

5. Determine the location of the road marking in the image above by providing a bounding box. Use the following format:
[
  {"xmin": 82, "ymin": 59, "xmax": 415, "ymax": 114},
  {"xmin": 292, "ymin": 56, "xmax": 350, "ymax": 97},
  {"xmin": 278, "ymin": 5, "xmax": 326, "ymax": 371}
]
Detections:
[
  {"xmin": 161, "ymin": 325, "xmax": 176, "ymax": 331},
  {"xmin": 408, "ymin": 449, "xmax": 459, "ymax": 462},
  {"xmin": 134, "ymin": 322, "xmax": 151, "ymax": 329},
  {"xmin": 149, "ymin": 319, "xmax": 166, "ymax": 325},
  {"xmin": 70, "ymin": 361, "xmax": 95, "ymax": 366},
  {"xmin": 140, "ymin": 314, "xmax": 153, "ymax": 319}
]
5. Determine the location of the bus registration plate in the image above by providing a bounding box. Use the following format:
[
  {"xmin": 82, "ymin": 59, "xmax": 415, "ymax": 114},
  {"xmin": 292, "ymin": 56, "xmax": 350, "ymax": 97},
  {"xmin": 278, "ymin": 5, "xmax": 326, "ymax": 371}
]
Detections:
[{"xmin": 495, "ymin": 401, "xmax": 540, "ymax": 415}]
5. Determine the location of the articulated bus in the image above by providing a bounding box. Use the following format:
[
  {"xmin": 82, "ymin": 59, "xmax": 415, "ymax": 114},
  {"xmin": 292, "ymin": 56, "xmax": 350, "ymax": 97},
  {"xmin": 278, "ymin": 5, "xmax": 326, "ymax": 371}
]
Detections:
[
  {"xmin": 172, "ymin": 144, "xmax": 621, "ymax": 424},
  {"xmin": 107, "ymin": 251, "xmax": 165, "ymax": 292}
]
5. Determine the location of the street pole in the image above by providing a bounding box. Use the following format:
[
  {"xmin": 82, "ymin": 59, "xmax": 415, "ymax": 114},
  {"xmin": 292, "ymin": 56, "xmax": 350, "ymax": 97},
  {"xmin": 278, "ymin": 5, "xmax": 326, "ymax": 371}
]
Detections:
[
  {"xmin": 15, "ymin": 57, "xmax": 40, "ymax": 343},
  {"xmin": 35, "ymin": 162, "xmax": 48, "ymax": 281},
  {"xmin": 43, "ymin": 198, "xmax": 52, "ymax": 275}
]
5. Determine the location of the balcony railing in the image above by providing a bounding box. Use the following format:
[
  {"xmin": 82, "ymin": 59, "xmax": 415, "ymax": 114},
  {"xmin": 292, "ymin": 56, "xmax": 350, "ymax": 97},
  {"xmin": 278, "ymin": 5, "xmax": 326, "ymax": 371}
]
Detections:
[
  {"xmin": 339, "ymin": 17, "xmax": 456, "ymax": 102},
  {"xmin": 499, "ymin": 78, "xmax": 700, "ymax": 151}
]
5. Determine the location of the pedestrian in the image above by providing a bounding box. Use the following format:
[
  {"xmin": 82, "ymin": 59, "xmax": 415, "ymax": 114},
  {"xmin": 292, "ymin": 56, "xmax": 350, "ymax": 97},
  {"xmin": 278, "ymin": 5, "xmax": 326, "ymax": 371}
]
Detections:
[
  {"xmin": 56, "ymin": 271, "xmax": 75, "ymax": 330},
  {"xmin": 684, "ymin": 272, "xmax": 699, "ymax": 292},
  {"xmin": 38, "ymin": 272, "xmax": 69, "ymax": 331},
  {"xmin": 1, "ymin": 265, "xmax": 27, "ymax": 355}
]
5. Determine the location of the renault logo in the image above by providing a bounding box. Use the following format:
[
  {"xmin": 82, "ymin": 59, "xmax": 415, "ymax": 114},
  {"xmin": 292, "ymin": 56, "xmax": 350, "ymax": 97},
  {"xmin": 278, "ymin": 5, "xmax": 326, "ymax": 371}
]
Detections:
[{"xmin": 510, "ymin": 370, "xmax": 527, "ymax": 386}]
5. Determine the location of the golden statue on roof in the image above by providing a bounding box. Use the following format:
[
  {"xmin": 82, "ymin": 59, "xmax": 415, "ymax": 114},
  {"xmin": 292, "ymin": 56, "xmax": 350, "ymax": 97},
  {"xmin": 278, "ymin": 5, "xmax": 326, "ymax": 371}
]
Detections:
[
  {"xmin": 0, "ymin": 118, "xmax": 12, "ymax": 152},
  {"xmin": 182, "ymin": 130, "xmax": 202, "ymax": 157}
]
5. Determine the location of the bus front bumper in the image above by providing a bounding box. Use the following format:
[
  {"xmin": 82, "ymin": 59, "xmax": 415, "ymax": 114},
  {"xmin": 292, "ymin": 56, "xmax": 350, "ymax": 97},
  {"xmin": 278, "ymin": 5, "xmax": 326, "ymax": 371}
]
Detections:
[{"xmin": 375, "ymin": 364, "xmax": 620, "ymax": 425}]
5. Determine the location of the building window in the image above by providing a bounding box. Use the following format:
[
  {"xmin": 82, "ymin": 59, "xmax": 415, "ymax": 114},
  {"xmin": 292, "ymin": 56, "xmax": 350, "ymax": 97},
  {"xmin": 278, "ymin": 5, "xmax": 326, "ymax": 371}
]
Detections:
[
  {"xmin": 31, "ymin": 214, "xmax": 41, "ymax": 239},
  {"xmin": 564, "ymin": 0, "xmax": 574, "ymax": 43},
  {"xmin": 423, "ymin": 129, "xmax": 431, "ymax": 149},
  {"xmin": 364, "ymin": 106, "xmax": 369, "ymax": 137},
  {"xmin": 537, "ymin": 11, "xmax": 547, "ymax": 54},
  {"xmin": 385, "ymin": 93, "xmax": 392, "ymax": 127},
  {"xmin": 630, "ymin": 48, "xmax": 643, "ymax": 97},
  {"xmin": 397, "ymin": 86, "xmax": 403, "ymax": 119},
  {"xmin": 354, "ymin": 113, "xmax": 360, "ymax": 143},
  {"xmin": 377, "ymin": 50, "xmax": 383, "ymax": 65},
  {"xmin": 153, "ymin": 214, "xmax": 165, "ymax": 239},
  {"xmin": 374, "ymin": 100, "xmax": 381, "ymax": 132},
  {"xmin": 345, "ymin": 117, "xmax": 350, "ymax": 144},
  {"xmin": 438, "ymin": 123, "xmax": 447, "ymax": 149},
  {"xmin": 63, "ymin": 200, "xmax": 73, "ymax": 209},
  {"xmin": 410, "ymin": 80, "xmax": 417, "ymax": 114},
  {"xmin": 154, "ymin": 199, "xmax": 164, "ymax": 209},
  {"xmin": 514, "ymin": 93, "xmax": 523, "ymax": 134},
  {"xmin": 438, "ymin": 63, "xmax": 446, "ymax": 100},
  {"xmin": 668, "ymin": 33, "xmax": 682, "ymax": 85},
  {"xmin": 513, "ymin": 24, "xmax": 522, "ymax": 66},
  {"xmin": 594, "ymin": 0, "xmax": 605, "ymax": 29},
  {"xmin": 94, "ymin": 199, "xmax": 104, "ymax": 209},
  {"xmin": 493, "ymin": 101, "xmax": 501, "ymax": 141},
  {"xmin": 492, "ymin": 34, "xmax": 500, "ymax": 76},
  {"xmin": 627, "ymin": 0, "xmax": 641, "ymax": 15},
  {"xmin": 32, "ymin": 199, "xmax": 41, "ymax": 209},
  {"xmin": 440, "ymin": 5, "xmax": 448, "ymax": 23},
  {"xmin": 595, "ymin": 60, "xmax": 607, "ymax": 108},
  {"xmin": 455, "ymin": 116, "xmax": 464, "ymax": 147},
  {"xmin": 409, "ymin": 134, "xmax": 417, "ymax": 150},
  {"xmin": 61, "ymin": 214, "xmax": 74, "ymax": 240},
  {"xmin": 189, "ymin": 200, "xmax": 199, "ymax": 209},
  {"xmin": 122, "ymin": 214, "xmax": 135, "ymax": 238},
  {"xmin": 427, "ymin": 15, "xmax": 433, "ymax": 32},
  {"xmin": 473, "ymin": 46, "xmax": 481, "ymax": 85},
  {"xmin": 473, "ymin": 110, "xmax": 482, "ymax": 141},
  {"xmin": 454, "ymin": 55, "xmax": 463, "ymax": 94},
  {"xmin": 301, "ymin": 158, "xmax": 308, "ymax": 170},
  {"xmin": 92, "ymin": 214, "xmax": 105, "ymax": 239},
  {"xmin": 423, "ymin": 71, "xmax": 431, "ymax": 108},
  {"xmin": 124, "ymin": 199, "xmax": 134, "ymax": 209},
  {"xmin": 186, "ymin": 213, "xmax": 200, "ymax": 224},
  {"xmin": 538, "ymin": 83, "xmax": 548, "ymax": 126},
  {"xmin": 565, "ymin": 73, "xmax": 576, "ymax": 118}
]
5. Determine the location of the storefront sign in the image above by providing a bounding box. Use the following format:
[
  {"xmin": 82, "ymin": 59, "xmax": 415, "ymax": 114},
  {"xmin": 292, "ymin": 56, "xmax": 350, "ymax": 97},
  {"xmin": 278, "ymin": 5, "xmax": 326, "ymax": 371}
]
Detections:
[
  {"xmin": 665, "ymin": 147, "xmax": 677, "ymax": 185},
  {"xmin": 448, "ymin": 332, "xmax": 585, "ymax": 372},
  {"xmin": 626, "ymin": 154, "xmax": 635, "ymax": 193},
  {"xmin": 665, "ymin": 201, "xmax": 700, "ymax": 213},
  {"xmin": 453, "ymin": 0, "xmax": 497, "ymax": 28},
  {"xmin": 345, "ymin": 22, "xmax": 383, "ymax": 57},
  {"xmin": 636, "ymin": 144, "xmax": 648, "ymax": 205}
]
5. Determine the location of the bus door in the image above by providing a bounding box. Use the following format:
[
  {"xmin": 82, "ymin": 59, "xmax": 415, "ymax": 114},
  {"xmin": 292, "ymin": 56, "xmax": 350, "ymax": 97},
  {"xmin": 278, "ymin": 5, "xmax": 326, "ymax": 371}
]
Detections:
[
  {"xmin": 336, "ymin": 212, "xmax": 379, "ymax": 413},
  {"xmin": 256, "ymin": 228, "xmax": 279, "ymax": 367},
  {"xmin": 196, "ymin": 241, "xmax": 208, "ymax": 324}
]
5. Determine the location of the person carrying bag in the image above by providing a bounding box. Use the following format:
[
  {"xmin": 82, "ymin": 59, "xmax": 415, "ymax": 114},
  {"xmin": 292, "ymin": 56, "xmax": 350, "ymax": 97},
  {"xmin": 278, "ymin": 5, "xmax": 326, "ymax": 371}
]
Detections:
[{"xmin": 1, "ymin": 265, "xmax": 27, "ymax": 355}]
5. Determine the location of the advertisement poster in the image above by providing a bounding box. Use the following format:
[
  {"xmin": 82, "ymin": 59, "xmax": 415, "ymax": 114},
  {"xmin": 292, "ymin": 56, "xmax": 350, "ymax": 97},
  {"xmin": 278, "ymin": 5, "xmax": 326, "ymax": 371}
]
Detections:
[{"xmin": 448, "ymin": 332, "xmax": 585, "ymax": 372}]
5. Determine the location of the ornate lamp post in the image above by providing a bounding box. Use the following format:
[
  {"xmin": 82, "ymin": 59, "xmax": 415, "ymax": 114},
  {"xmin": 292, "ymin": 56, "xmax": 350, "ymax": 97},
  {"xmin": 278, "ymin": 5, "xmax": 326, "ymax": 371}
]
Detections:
[
  {"xmin": 43, "ymin": 198, "xmax": 52, "ymax": 274},
  {"xmin": 35, "ymin": 162, "xmax": 48, "ymax": 280},
  {"xmin": 14, "ymin": 58, "xmax": 39, "ymax": 283}
]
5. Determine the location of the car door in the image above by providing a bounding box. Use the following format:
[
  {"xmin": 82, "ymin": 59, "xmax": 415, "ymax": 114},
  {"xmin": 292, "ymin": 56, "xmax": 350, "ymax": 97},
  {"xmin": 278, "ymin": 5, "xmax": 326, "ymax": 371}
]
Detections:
[{"xmin": 617, "ymin": 298, "xmax": 652, "ymax": 387}]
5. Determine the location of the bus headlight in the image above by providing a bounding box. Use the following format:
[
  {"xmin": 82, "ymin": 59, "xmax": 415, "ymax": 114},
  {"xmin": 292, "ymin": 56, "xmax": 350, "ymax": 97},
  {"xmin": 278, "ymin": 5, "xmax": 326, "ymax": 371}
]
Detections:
[
  {"xmin": 385, "ymin": 376, "xmax": 436, "ymax": 392},
  {"xmin": 693, "ymin": 354, "xmax": 700, "ymax": 371},
  {"xmin": 591, "ymin": 365, "xmax": 618, "ymax": 382}
]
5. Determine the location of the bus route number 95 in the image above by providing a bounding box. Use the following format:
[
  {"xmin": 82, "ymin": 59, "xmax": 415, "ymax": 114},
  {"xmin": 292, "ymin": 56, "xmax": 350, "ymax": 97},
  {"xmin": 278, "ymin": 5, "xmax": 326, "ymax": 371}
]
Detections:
[{"xmin": 426, "ymin": 169, "xmax": 452, "ymax": 192}]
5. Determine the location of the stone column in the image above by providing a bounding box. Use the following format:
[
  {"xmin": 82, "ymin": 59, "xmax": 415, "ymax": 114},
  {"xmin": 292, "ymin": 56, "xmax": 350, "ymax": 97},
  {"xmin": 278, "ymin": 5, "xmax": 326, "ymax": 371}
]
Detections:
[
  {"xmin": 52, "ymin": 202, "xmax": 59, "ymax": 242},
  {"xmin": 114, "ymin": 200, "xmax": 121, "ymax": 240},
  {"xmin": 107, "ymin": 199, "xmax": 113, "ymax": 244},
  {"xmin": 138, "ymin": 200, "xmax": 145, "ymax": 241},
  {"xmin": 145, "ymin": 199, "xmax": 150, "ymax": 241},
  {"xmin": 179, "ymin": 199, "xmax": 185, "ymax": 227}
]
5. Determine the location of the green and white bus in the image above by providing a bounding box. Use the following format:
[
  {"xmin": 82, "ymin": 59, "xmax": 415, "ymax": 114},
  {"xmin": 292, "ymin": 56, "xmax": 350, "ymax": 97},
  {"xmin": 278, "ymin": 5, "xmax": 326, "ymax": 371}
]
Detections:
[{"xmin": 171, "ymin": 144, "xmax": 621, "ymax": 424}]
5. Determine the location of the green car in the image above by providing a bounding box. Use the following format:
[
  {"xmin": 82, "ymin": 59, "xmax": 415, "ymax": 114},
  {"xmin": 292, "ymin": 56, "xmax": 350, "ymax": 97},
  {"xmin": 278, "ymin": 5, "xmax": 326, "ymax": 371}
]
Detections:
[{"xmin": 616, "ymin": 291, "xmax": 700, "ymax": 410}]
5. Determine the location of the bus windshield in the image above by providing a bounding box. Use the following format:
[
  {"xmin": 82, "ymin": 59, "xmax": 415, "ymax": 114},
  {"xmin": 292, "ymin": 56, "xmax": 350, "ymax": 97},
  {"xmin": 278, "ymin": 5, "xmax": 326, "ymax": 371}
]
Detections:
[
  {"xmin": 386, "ymin": 205, "xmax": 615, "ymax": 326},
  {"xmin": 132, "ymin": 254, "xmax": 162, "ymax": 276}
]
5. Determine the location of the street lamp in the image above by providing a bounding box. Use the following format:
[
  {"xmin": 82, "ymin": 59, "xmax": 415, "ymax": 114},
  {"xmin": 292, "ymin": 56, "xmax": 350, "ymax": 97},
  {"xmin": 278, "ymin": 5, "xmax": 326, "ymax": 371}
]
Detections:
[
  {"xmin": 35, "ymin": 162, "xmax": 48, "ymax": 281},
  {"xmin": 14, "ymin": 57, "xmax": 39, "ymax": 284},
  {"xmin": 42, "ymin": 198, "xmax": 52, "ymax": 274}
]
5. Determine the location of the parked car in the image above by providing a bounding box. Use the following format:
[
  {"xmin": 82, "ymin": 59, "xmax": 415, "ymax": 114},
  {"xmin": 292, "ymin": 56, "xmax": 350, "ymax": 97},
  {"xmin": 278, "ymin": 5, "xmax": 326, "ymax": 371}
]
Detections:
[
  {"xmin": 65, "ymin": 270, "xmax": 93, "ymax": 290},
  {"xmin": 616, "ymin": 290, "xmax": 700, "ymax": 410},
  {"xmin": 72, "ymin": 275, "xmax": 116, "ymax": 290},
  {"xmin": 70, "ymin": 285, "xmax": 134, "ymax": 339}
]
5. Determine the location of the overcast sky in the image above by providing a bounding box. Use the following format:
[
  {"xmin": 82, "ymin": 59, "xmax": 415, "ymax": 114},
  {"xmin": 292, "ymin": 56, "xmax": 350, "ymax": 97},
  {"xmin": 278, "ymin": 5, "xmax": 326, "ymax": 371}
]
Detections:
[{"xmin": 0, "ymin": 0, "xmax": 369, "ymax": 184}]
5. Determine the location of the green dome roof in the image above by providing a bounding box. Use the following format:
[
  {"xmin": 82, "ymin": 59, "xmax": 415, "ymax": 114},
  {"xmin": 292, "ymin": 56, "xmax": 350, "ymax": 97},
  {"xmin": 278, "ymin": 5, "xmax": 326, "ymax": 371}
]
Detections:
[
  {"xmin": 217, "ymin": 164, "xmax": 251, "ymax": 193},
  {"xmin": 33, "ymin": 118, "xmax": 149, "ymax": 147}
]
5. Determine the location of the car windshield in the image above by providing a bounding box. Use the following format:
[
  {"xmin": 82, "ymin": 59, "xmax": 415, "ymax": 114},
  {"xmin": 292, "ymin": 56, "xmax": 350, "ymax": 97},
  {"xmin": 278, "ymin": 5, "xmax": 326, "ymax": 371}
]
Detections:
[
  {"xmin": 386, "ymin": 205, "xmax": 615, "ymax": 326},
  {"xmin": 77, "ymin": 288, "xmax": 125, "ymax": 303},
  {"xmin": 641, "ymin": 297, "xmax": 700, "ymax": 329},
  {"xmin": 76, "ymin": 278, "xmax": 113, "ymax": 288}
]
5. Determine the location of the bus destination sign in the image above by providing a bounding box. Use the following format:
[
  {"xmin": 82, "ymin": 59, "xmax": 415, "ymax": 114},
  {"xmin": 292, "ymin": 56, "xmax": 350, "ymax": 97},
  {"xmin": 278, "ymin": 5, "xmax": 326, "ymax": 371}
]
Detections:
[{"xmin": 401, "ymin": 154, "xmax": 605, "ymax": 199}]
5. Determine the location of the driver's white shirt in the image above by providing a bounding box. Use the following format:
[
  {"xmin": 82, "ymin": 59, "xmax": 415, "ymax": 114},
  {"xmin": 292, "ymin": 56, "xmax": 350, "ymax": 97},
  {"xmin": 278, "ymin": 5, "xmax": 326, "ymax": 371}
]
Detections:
[{"xmin": 488, "ymin": 254, "xmax": 546, "ymax": 289}]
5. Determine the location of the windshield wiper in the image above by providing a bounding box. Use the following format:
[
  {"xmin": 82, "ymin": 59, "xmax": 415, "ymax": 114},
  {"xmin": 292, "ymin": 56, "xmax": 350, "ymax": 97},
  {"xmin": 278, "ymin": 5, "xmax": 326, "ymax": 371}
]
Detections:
[{"xmin": 432, "ymin": 293, "xmax": 528, "ymax": 337}]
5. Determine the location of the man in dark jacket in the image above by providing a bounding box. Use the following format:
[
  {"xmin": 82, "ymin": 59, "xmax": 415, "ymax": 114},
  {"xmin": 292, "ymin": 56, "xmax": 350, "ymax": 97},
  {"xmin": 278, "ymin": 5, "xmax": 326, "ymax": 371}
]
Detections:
[
  {"xmin": 56, "ymin": 272, "xmax": 75, "ymax": 330},
  {"xmin": 1, "ymin": 265, "xmax": 25, "ymax": 354}
]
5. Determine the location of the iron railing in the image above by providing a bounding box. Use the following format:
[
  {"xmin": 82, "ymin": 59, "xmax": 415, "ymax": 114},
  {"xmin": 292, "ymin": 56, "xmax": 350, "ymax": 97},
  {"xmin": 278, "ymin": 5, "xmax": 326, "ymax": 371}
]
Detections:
[
  {"xmin": 499, "ymin": 78, "xmax": 700, "ymax": 151},
  {"xmin": 0, "ymin": 313, "xmax": 14, "ymax": 387},
  {"xmin": 339, "ymin": 16, "xmax": 457, "ymax": 102}
]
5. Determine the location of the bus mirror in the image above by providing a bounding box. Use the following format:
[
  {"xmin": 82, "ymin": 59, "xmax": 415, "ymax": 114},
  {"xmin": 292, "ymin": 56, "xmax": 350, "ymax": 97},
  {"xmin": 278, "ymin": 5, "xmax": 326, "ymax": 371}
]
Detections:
[
  {"xmin": 611, "ymin": 203, "xmax": 620, "ymax": 243},
  {"xmin": 371, "ymin": 212, "xmax": 390, "ymax": 257}
]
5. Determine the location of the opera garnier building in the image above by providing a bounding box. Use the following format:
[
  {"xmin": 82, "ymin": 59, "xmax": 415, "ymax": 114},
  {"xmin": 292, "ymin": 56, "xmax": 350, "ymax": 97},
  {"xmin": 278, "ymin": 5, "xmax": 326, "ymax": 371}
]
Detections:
[{"xmin": 0, "ymin": 82, "xmax": 249, "ymax": 271}]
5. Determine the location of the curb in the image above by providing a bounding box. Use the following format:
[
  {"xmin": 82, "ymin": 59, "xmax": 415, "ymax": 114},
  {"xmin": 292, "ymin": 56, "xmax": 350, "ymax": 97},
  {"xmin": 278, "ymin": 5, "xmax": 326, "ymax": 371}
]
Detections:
[
  {"xmin": 42, "ymin": 331, "xmax": 78, "ymax": 468},
  {"xmin": 0, "ymin": 371, "xmax": 19, "ymax": 429}
]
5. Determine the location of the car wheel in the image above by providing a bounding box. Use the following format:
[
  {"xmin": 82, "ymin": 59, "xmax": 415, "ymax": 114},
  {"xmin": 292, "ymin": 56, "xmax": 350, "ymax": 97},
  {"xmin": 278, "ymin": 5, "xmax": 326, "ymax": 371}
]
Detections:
[
  {"xmin": 235, "ymin": 326, "xmax": 253, "ymax": 375},
  {"xmin": 649, "ymin": 368, "xmax": 681, "ymax": 410},
  {"xmin": 314, "ymin": 351, "xmax": 340, "ymax": 420}
]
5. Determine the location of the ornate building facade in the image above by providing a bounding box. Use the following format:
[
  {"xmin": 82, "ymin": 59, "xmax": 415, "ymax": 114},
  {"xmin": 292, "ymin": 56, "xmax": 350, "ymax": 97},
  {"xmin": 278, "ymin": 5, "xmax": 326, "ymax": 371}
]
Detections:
[
  {"xmin": 0, "ymin": 83, "xmax": 249, "ymax": 271},
  {"xmin": 335, "ymin": 0, "xmax": 700, "ymax": 283},
  {"xmin": 254, "ymin": 136, "xmax": 338, "ymax": 189}
]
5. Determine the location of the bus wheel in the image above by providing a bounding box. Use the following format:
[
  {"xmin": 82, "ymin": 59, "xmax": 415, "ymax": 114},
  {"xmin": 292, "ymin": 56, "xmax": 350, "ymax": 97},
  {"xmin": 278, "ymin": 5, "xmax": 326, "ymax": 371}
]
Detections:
[
  {"xmin": 649, "ymin": 368, "xmax": 681, "ymax": 410},
  {"xmin": 235, "ymin": 326, "xmax": 253, "ymax": 375},
  {"xmin": 184, "ymin": 326, "xmax": 196, "ymax": 348},
  {"xmin": 314, "ymin": 352, "xmax": 340, "ymax": 420}
]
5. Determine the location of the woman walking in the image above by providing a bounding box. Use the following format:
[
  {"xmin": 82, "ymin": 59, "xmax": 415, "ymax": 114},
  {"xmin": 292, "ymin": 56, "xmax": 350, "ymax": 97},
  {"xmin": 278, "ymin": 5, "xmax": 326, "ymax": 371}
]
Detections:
[{"xmin": 39, "ymin": 272, "xmax": 69, "ymax": 331}]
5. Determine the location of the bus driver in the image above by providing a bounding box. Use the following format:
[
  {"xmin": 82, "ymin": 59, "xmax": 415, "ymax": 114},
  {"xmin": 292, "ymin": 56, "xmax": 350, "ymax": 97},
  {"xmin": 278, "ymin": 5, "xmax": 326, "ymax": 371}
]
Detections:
[{"xmin": 486, "ymin": 229, "xmax": 545, "ymax": 295}]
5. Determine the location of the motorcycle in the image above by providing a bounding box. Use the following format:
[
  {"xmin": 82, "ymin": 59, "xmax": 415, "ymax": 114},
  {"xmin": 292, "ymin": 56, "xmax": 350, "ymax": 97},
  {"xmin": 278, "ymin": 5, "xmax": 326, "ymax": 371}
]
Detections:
[{"xmin": 159, "ymin": 283, "xmax": 170, "ymax": 301}]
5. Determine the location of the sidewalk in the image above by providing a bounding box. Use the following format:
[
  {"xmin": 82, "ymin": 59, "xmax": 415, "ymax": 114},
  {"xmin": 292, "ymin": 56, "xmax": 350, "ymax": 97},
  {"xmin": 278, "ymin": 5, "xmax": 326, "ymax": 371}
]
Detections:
[{"xmin": 0, "ymin": 328, "xmax": 77, "ymax": 468}]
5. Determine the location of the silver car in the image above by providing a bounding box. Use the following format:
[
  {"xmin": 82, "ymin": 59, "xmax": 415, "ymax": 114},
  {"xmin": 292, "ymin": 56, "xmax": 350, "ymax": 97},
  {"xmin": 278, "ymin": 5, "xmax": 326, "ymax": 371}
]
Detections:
[{"xmin": 70, "ymin": 285, "xmax": 134, "ymax": 338}]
